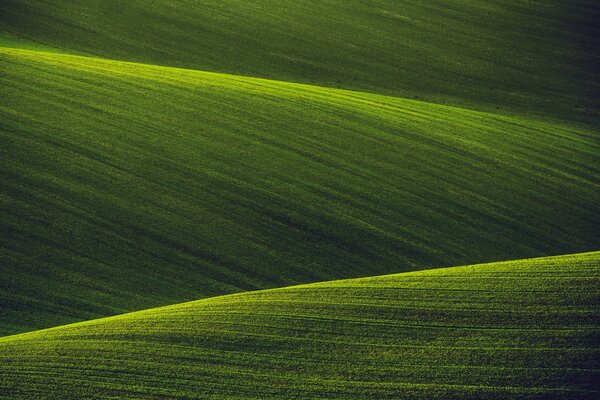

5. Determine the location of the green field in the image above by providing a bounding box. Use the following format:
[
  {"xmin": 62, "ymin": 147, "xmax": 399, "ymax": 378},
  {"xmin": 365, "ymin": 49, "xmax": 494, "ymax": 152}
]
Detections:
[
  {"xmin": 0, "ymin": 0, "xmax": 598, "ymax": 398},
  {"xmin": 1, "ymin": 47, "xmax": 598, "ymax": 336},
  {"xmin": 1, "ymin": 0, "xmax": 599, "ymax": 122},
  {"xmin": 1, "ymin": 252, "xmax": 598, "ymax": 399}
]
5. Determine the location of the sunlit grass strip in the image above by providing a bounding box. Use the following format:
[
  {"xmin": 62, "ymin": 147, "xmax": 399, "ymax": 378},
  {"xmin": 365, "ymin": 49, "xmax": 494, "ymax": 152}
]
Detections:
[{"xmin": 1, "ymin": 252, "xmax": 598, "ymax": 399}]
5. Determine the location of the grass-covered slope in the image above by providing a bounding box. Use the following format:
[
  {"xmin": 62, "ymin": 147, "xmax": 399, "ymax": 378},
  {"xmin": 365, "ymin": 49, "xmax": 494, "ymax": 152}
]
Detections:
[
  {"xmin": 1, "ymin": 47, "xmax": 599, "ymax": 335},
  {"xmin": 0, "ymin": 252, "xmax": 598, "ymax": 399},
  {"xmin": 1, "ymin": 0, "xmax": 598, "ymax": 122}
]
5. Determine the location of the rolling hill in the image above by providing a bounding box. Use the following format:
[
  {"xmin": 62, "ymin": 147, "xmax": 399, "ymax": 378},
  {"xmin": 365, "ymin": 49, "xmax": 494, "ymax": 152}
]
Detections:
[
  {"xmin": 1, "ymin": 0, "xmax": 599, "ymax": 122},
  {"xmin": 1, "ymin": 252, "xmax": 598, "ymax": 399},
  {"xmin": 1, "ymin": 47, "xmax": 599, "ymax": 335},
  {"xmin": 1, "ymin": 1, "xmax": 599, "ymax": 398}
]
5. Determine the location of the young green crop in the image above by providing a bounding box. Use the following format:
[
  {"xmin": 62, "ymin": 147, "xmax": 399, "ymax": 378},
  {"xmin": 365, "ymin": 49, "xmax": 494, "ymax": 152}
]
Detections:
[
  {"xmin": 1, "ymin": 252, "xmax": 598, "ymax": 399},
  {"xmin": 1, "ymin": 0, "xmax": 598, "ymax": 123},
  {"xmin": 1, "ymin": 2, "xmax": 598, "ymax": 397},
  {"xmin": 1, "ymin": 47, "xmax": 599, "ymax": 335}
]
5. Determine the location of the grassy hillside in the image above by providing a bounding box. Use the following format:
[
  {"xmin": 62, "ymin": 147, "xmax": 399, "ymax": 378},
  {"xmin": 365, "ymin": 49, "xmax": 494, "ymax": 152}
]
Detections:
[
  {"xmin": 0, "ymin": 252, "xmax": 598, "ymax": 399},
  {"xmin": 1, "ymin": 0, "xmax": 598, "ymax": 122},
  {"xmin": 1, "ymin": 47, "xmax": 599, "ymax": 335}
]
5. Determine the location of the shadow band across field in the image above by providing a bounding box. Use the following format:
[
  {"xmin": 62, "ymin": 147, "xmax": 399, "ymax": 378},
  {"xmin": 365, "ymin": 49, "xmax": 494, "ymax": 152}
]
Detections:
[{"xmin": 0, "ymin": 252, "xmax": 598, "ymax": 399}]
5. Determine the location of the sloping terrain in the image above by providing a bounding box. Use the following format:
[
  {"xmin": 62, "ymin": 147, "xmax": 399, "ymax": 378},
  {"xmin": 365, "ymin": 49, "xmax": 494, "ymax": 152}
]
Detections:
[
  {"xmin": 0, "ymin": 1, "xmax": 599, "ymax": 398},
  {"xmin": 1, "ymin": 47, "xmax": 599, "ymax": 335},
  {"xmin": 1, "ymin": 0, "xmax": 598, "ymax": 121},
  {"xmin": 1, "ymin": 252, "xmax": 598, "ymax": 399}
]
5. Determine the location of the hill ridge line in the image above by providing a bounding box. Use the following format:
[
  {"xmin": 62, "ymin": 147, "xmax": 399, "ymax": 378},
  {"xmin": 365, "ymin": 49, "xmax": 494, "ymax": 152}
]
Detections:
[
  {"xmin": 0, "ymin": 45, "xmax": 577, "ymax": 127},
  {"xmin": 1, "ymin": 251, "xmax": 597, "ymax": 398},
  {"xmin": 2, "ymin": 250, "xmax": 597, "ymax": 342}
]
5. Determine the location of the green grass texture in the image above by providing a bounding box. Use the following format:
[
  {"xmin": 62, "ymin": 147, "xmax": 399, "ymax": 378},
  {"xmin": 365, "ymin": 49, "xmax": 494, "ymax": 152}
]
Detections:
[
  {"xmin": 1, "ymin": 47, "xmax": 599, "ymax": 336},
  {"xmin": 1, "ymin": 251, "xmax": 598, "ymax": 399},
  {"xmin": 1, "ymin": 0, "xmax": 598, "ymax": 122}
]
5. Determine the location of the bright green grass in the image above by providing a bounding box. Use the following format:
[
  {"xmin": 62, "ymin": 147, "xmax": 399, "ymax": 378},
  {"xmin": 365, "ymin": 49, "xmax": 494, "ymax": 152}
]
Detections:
[
  {"xmin": 1, "ymin": 0, "xmax": 598, "ymax": 122},
  {"xmin": 1, "ymin": 47, "xmax": 599, "ymax": 336},
  {"xmin": 0, "ymin": 32, "xmax": 67, "ymax": 54},
  {"xmin": 0, "ymin": 252, "xmax": 598, "ymax": 399}
]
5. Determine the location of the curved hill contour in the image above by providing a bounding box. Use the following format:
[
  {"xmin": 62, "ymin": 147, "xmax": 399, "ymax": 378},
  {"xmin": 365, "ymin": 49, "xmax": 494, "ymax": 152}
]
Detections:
[
  {"xmin": 1, "ymin": 47, "xmax": 599, "ymax": 335},
  {"xmin": 1, "ymin": 0, "xmax": 598, "ymax": 121},
  {"xmin": 1, "ymin": 2, "xmax": 599, "ymax": 398},
  {"xmin": 0, "ymin": 252, "xmax": 598, "ymax": 399}
]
